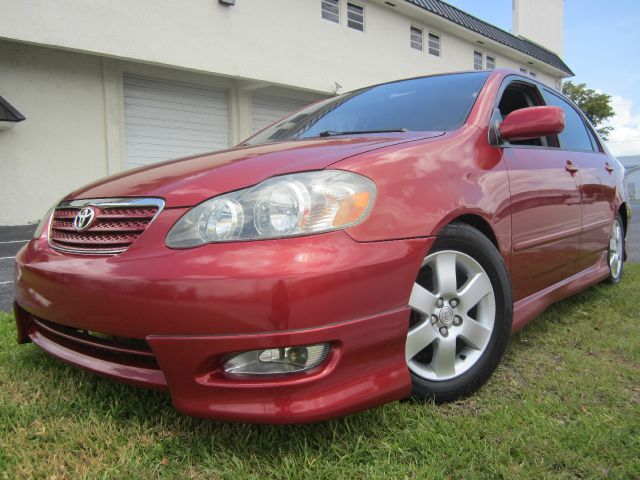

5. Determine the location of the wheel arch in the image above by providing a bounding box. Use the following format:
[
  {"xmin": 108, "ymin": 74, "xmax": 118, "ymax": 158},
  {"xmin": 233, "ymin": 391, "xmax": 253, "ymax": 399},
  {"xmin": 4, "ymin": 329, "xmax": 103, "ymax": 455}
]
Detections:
[
  {"xmin": 431, "ymin": 210, "xmax": 502, "ymax": 253},
  {"xmin": 450, "ymin": 214, "xmax": 499, "ymax": 250},
  {"xmin": 618, "ymin": 202, "xmax": 629, "ymax": 261},
  {"xmin": 618, "ymin": 202, "xmax": 628, "ymax": 234}
]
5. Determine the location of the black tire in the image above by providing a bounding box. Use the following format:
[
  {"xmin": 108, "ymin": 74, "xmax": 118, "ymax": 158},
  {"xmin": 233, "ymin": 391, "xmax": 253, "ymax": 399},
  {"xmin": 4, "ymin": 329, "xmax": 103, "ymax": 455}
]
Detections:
[
  {"xmin": 606, "ymin": 213, "xmax": 625, "ymax": 284},
  {"xmin": 409, "ymin": 222, "xmax": 513, "ymax": 403}
]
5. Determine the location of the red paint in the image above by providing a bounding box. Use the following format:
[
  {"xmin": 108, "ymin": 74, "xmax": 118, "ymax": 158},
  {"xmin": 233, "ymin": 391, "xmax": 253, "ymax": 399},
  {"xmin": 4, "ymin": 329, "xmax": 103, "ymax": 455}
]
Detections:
[
  {"xmin": 512, "ymin": 251, "xmax": 611, "ymax": 332},
  {"xmin": 502, "ymin": 147, "xmax": 582, "ymax": 299},
  {"xmin": 150, "ymin": 308, "xmax": 412, "ymax": 423},
  {"xmin": 15, "ymin": 226, "xmax": 430, "ymax": 338},
  {"xmin": 14, "ymin": 69, "xmax": 628, "ymax": 422},
  {"xmin": 29, "ymin": 326, "xmax": 168, "ymax": 390},
  {"xmin": 66, "ymin": 133, "xmax": 444, "ymax": 207},
  {"xmin": 498, "ymin": 106, "xmax": 565, "ymax": 141}
]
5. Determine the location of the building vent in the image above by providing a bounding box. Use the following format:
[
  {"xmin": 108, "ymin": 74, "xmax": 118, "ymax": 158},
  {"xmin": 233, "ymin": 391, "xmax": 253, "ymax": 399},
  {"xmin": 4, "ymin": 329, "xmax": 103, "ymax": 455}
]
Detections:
[
  {"xmin": 219, "ymin": 0, "xmax": 235, "ymax": 6},
  {"xmin": 0, "ymin": 94, "xmax": 26, "ymax": 130}
]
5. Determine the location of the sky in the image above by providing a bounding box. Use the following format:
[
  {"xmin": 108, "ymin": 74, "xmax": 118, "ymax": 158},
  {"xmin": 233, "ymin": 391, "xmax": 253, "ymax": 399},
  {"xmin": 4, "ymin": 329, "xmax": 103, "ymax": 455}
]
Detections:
[{"xmin": 446, "ymin": 0, "xmax": 640, "ymax": 158}]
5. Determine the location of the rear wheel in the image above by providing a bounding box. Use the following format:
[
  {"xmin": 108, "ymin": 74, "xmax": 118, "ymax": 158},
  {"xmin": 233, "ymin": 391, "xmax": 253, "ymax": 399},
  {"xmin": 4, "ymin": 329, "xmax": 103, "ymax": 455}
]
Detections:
[
  {"xmin": 407, "ymin": 223, "xmax": 512, "ymax": 402},
  {"xmin": 607, "ymin": 214, "xmax": 625, "ymax": 284}
]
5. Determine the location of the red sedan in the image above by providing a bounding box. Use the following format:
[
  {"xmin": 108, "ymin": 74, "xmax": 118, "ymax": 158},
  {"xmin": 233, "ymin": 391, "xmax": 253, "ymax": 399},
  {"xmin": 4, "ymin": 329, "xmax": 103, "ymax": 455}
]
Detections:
[{"xmin": 14, "ymin": 69, "xmax": 629, "ymax": 423}]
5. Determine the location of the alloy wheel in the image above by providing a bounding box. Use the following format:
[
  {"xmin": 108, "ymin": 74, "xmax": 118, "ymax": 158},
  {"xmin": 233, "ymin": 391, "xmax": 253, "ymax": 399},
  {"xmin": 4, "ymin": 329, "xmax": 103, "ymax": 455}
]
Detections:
[
  {"xmin": 609, "ymin": 218, "xmax": 624, "ymax": 279},
  {"xmin": 407, "ymin": 250, "xmax": 496, "ymax": 381}
]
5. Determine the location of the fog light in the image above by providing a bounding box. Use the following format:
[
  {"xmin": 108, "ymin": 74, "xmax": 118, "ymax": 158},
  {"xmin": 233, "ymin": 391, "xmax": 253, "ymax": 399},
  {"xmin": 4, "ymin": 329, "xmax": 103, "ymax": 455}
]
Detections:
[{"xmin": 223, "ymin": 343, "xmax": 330, "ymax": 376}]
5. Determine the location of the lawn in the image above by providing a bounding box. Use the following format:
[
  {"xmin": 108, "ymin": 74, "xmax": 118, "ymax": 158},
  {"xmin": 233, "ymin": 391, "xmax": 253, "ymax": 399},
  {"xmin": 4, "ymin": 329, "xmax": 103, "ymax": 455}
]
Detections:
[{"xmin": 1, "ymin": 268, "xmax": 639, "ymax": 479}]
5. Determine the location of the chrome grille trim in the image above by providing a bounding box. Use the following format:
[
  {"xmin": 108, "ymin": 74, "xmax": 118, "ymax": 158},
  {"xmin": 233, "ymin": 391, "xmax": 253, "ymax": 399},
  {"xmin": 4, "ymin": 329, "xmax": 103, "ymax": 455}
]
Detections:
[{"xmin": 48, "ymin": 197, "xmax": 165, "ymax": 255}]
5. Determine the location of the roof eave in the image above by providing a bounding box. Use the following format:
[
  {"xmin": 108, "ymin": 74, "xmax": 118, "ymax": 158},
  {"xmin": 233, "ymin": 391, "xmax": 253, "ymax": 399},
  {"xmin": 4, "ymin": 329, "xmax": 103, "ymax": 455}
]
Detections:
[{"xmin": 377, "ymin": 0, "xmax": 574, "ymax": 77}]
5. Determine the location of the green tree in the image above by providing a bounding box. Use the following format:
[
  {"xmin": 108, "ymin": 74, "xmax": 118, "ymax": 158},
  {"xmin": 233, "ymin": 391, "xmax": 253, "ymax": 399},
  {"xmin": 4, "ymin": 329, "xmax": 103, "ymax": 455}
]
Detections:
[{"xmin": 562, "ymin": 81, "xmax": 615, "ymax": 140}]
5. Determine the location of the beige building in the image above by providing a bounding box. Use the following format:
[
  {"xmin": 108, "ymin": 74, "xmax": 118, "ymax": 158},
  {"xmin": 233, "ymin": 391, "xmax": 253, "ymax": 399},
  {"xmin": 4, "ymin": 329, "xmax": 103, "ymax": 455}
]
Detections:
[
  {"xmin": 0, "ymin": 0, "xmax": 572, "ymax": 225},
  {"xmin": 619, "ymin": 155, "xmax": 640, "ymax": 200}
]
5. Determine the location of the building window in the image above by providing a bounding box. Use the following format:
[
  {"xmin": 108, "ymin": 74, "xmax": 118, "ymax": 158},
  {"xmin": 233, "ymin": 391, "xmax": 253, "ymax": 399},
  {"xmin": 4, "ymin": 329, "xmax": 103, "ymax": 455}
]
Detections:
[
  {"xmin": 486, "ymin": 55, "xmax": 495, "ymax": 70},
  {"xmin": 347, "ymin": 3, "xmax": 364, "ymax": 31},
  {"xmin": 322, "ymin": 0, "xmax": 340, "ymax": 24},
  {"xmin": 410, "ymin": 26, "xmax": 423, "ymax": 51},
  {"xmin": 473, "ymin": 51, "xmax": 483, "ymax": 70},
  {"xmin": 529, "ymin": 71, "xmax": 537, "ymax": 78},
  {"xmin": 428, "ymin": 33, "xmax": 440, "ymax": 56}
]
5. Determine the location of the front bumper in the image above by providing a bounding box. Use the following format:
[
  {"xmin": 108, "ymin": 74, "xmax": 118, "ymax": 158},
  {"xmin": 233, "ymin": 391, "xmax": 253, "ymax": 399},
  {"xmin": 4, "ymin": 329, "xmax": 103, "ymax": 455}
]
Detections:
[
  {"xmin": 14, "ymin": 211, "xmax": 433, "ymax": 422},
  {"xmin": 16, "ymin": 304, "xmax": 413, "ymax": 423}
]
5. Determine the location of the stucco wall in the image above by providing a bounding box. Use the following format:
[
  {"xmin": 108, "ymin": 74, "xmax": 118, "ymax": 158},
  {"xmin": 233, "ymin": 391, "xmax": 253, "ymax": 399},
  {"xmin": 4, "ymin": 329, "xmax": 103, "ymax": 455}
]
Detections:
[
  {"xmin": 0, "ymin": 42, "xmax": 107, "ymax": 225},
  {"xmin": 0, "ymin": 0, "xmax": 568, "ymax": 224},
  {"xmin": 0, "ymin": 0, "xmax": 563, "ymax": 93},
  {"xmin": 0, "ymin": 41, "xmax": 326, "ymax": 225}
]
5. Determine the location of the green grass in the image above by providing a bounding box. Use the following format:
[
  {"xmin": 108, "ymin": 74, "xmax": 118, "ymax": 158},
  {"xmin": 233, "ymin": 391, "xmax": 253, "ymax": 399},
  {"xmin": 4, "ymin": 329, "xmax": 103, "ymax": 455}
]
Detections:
[{"xmin": 1, "ymin": 268, "xmax": 639, "ymax": 479}]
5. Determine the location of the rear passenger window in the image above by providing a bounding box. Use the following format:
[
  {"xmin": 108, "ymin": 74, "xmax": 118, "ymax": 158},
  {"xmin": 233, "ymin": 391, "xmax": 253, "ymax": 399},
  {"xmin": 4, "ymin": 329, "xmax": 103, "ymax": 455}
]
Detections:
[
  {"xmin": 585, "ymin": 123, "xmax": 602, "ymax": 152},
  {"xmin": 544, "ymin": 91, "xmax": 594, "ymax": 151}
]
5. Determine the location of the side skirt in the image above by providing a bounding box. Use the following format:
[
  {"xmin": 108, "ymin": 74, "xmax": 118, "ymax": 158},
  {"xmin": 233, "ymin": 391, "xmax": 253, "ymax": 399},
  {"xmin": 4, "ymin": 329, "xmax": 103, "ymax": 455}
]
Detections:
[{"xmin": 512, "ymin": 251, "xmax": 610, "ymax": 332}]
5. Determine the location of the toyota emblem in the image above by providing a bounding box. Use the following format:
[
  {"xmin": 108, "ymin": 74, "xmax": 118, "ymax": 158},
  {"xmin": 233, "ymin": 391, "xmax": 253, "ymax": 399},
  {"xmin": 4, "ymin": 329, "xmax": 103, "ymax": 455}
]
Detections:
[{"xmin": 73, "ymin": 207, "xmax": 97, "ymax": 232}]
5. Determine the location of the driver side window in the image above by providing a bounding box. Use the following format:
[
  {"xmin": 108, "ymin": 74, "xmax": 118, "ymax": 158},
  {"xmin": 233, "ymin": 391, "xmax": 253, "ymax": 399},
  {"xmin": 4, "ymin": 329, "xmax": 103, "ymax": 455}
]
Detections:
[{"xmin": 497, "ymin": 82, "xmax": 556, "ymax": 147}]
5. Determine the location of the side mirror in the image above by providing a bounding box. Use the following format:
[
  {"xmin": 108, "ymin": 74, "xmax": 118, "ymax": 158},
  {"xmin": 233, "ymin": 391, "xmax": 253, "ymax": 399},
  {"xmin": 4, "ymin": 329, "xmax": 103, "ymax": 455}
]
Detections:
[{"xmin": 498, "ymin": 106, "xmax": 565, "ymax": 142}]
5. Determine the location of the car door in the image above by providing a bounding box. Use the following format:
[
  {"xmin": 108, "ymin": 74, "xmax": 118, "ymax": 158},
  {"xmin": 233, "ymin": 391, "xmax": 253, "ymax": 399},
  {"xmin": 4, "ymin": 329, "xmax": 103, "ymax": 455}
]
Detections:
[
  {"xmin": 496, "ymin": 79, "xmax": 582, "ymax": 301},
  {"xmin": 543, "ymin": 89, "xmax": 616, "ymax": 272}
]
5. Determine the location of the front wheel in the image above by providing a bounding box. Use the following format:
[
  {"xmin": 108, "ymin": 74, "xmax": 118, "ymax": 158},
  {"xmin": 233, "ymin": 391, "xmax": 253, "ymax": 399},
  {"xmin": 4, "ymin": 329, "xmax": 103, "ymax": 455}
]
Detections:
[{"xmin": 406, "ymin": 223, "xmax": 512, "ymax": 403}]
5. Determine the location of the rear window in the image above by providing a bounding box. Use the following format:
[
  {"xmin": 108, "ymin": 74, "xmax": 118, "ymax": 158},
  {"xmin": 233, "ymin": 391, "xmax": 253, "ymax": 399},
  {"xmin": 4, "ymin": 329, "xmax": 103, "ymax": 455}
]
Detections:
[{"xmin": 244, "ymin": 72, "xmax": 489, "ymax": 146}]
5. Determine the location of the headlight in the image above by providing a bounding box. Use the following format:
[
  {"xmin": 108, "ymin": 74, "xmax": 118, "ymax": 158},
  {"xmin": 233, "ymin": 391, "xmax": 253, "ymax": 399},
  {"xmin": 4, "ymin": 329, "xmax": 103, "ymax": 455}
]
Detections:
[
  {"xmin": 33, "ymin": 204, "xmax": 57, "ymax": 239},
  {"xmin": 166, "ymin": 170, "xmax": 376, "ymax": 247}
]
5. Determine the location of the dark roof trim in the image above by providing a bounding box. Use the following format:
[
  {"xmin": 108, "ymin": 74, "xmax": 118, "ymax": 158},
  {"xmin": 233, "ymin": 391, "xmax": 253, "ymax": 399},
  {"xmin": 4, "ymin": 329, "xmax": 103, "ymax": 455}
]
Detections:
[
  {"xmin": 0, "ymin": 95, "xmax": 26, "ymax": 122},
  {"xmin": 404, "ymin": 0, "xmax": 574, "ymax": 76}
]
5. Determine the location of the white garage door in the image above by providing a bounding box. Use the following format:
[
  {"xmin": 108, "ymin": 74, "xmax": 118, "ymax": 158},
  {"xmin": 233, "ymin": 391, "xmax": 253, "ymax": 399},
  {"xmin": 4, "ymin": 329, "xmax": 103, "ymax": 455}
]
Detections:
[
  {"xmin": 123, "ymin": 74, "xmax": 229, "ymax": 168},
  {"xmin": 251, "ymin": 94, "xmax": 311, "ymax": 133}
]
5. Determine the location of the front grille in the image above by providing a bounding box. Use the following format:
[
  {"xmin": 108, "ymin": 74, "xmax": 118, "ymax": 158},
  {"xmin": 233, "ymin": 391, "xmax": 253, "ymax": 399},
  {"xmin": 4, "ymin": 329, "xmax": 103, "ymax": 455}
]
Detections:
[
  {"xmin": 33, "ymin": 317, "xmax": 160, "ymax": 370},
  {"xmin": 48, "ymin": 198, "xmax": 164, "ymax": 254}
]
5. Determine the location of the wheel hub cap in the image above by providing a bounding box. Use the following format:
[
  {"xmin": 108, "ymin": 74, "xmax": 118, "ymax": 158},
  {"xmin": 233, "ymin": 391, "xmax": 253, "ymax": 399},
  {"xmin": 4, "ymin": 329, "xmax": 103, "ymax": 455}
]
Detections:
[{"xmin": 438, "ymin": 306, "xmax": 455, "ymax": 326}]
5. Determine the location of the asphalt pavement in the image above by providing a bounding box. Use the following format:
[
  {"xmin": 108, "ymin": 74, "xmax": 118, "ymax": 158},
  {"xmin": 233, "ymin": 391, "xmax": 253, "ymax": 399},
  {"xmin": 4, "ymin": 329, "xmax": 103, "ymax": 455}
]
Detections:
[
  {"xmin": 0, "ymin": 224, "xmax": 35, "ymax": 313},
  {"xmin": 0, "ymin": 202, "xmax": 639, "ymax": 312},
  {"xmin": 626, "ymin": 201, "xmax": 640, "ymax": 265}
]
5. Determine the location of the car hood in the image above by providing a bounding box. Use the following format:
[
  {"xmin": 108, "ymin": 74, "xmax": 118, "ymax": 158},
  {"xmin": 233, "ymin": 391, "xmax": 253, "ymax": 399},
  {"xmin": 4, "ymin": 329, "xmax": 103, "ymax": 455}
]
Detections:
[{"xmin": 66, "ymin": 132, "xmax": 443, "ymax": 207}]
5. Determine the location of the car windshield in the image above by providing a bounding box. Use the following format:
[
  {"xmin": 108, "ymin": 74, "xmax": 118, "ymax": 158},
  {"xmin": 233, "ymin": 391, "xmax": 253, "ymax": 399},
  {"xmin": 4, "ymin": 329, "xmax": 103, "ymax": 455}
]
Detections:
[{"xmin": 243, "ymin": 72, "xmax": 490, "ymax": 146}]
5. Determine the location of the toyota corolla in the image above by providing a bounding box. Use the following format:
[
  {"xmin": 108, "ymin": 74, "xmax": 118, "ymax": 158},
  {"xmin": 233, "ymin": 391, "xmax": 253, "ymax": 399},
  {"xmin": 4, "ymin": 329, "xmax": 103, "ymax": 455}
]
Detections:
[{"xmin": 14, "ymin": 69, "xmax": 629, "ymax": 423}]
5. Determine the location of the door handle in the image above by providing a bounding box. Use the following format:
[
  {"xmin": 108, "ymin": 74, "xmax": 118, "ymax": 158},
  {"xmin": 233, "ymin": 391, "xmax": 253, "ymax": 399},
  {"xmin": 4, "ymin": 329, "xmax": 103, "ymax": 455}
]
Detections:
[
  {"xmin": 605, "ymin": 162, "xmax": 614, "ymax": 173},
  {"xmin": 565, "ymin": 160, "xmax": 578, "ymax": 174}
]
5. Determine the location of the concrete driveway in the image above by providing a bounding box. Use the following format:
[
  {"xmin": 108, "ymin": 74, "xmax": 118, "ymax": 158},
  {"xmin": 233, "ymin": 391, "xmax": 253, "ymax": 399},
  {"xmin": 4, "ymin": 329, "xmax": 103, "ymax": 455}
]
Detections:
[{"xmin": 0, "ymin": 203, "xmax": 638, "ymax": 312}]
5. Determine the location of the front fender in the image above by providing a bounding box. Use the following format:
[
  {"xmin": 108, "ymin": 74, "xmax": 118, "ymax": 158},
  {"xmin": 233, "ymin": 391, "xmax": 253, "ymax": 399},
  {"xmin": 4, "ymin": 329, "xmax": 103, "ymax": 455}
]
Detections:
[{"xmin": 339, "ymin": 126, "xmax": 511, "ymax": 260}]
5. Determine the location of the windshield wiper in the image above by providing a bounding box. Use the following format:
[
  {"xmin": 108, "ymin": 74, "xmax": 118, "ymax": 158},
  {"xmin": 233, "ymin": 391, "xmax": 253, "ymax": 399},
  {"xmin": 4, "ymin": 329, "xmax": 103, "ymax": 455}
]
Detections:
[{"xmin": 316, "ymin": 128, "xmax": 409, "ymax": 137}]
